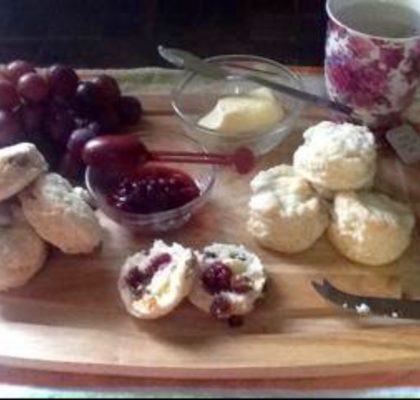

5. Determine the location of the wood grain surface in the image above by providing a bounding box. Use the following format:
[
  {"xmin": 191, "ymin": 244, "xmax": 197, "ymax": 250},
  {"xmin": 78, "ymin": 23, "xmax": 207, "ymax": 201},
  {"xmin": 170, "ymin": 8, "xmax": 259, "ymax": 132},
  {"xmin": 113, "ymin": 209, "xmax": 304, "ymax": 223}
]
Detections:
[{"xmin": 0, "ymin": 94, "xmax": 419, "ymax": 380}]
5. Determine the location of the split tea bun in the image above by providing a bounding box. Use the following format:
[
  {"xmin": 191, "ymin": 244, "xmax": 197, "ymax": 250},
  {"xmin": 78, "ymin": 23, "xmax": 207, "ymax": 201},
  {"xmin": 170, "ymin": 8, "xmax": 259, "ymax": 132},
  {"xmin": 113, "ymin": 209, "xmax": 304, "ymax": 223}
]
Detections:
[
  {"xmin": 119, "ymin": 240, "xmax": 195, "ymax": 319},
  {"xmin": 189, "ymin": 243, "xmax": 266, "ymax": 320}
]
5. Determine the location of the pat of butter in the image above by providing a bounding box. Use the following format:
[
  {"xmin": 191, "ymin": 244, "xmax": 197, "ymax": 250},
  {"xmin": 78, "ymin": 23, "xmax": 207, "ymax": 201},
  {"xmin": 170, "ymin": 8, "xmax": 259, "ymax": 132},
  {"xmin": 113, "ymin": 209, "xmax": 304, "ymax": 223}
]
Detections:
[{"xmin": 198, "ymin": 87, "xmax": 284, "ymax": 135}]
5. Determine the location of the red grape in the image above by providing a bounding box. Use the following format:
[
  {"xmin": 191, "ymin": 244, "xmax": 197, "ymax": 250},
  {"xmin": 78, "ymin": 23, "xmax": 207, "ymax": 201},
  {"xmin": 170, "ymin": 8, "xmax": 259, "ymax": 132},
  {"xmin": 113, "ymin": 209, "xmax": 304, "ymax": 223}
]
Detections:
[
  {"xmin": 0, "ymin": 79, "xmax": 20, "ymax": 110},
  {"xmin": 67, "ymin": 127, "xmax": 97, "ymax": 160},
  {"xmin": 92, "ymin": 74, "xmax": 120, "ymax": 102},
  {"xmin": 18, "ymin": 103, "xmax": 46, "ymax": 135},
  {"xmin": 48, "ymin": 64, "xmax": 78, "ymax": 99},
  {"xmin": 0, "ymin": 66, "xmax": 9, "ymax": 80},
  {"xmin": 6, "ymin": 60, "xmax": 35, "ymax": 83},
  {"xmin": 18, "ymin": 72, "xmax": 49, "ymax": 103},
  {"xmin": 117, "ymin": 96, "xmax": 142, "ymax": 125},
  {"xmin": 0, "ymin": 110, "xmax": 24, "ymax": 147}
]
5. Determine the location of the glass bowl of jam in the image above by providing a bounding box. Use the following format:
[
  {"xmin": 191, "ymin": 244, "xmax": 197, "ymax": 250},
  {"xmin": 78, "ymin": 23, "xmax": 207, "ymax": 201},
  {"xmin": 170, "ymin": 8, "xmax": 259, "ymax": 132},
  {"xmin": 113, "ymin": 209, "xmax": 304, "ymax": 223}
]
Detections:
[{"xmin": 85, "ymin": 132, "xmax": 216, "ymax": 233}]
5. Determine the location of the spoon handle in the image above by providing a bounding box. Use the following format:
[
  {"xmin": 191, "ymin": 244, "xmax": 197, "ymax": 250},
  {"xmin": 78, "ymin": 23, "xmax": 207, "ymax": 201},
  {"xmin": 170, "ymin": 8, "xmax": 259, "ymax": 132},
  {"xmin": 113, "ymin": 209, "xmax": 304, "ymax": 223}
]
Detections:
[{"xmin": 151, "ymin": 155, "xmax": 231, "ymax": 166}]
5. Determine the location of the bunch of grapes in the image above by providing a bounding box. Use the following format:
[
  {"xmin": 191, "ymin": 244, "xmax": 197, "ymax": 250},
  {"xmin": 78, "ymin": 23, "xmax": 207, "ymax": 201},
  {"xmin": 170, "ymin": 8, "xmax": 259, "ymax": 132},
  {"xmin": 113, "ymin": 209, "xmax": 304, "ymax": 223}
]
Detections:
[{"xmin": 0, "ymin": 60, "xmax": 143, "ymax": 184}]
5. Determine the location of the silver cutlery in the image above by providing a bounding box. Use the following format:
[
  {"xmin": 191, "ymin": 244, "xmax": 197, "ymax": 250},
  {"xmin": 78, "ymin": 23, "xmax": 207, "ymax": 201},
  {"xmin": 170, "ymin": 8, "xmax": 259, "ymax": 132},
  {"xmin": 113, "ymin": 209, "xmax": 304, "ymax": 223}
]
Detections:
[
  {"xmin": 158, "ymin": 45, "xmax": 361, "ymax": 122},
  {"xmin": 312, "ymin": 279, "xmax": 420, "ymax": 320}
]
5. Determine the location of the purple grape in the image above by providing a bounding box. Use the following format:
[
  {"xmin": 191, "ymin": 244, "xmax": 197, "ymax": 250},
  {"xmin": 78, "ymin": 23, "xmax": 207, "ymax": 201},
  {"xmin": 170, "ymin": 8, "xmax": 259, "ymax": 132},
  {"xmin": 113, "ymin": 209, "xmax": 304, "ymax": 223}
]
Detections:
[
  {"xmin": 87, "ymin": 121, "xmax": 101, "ymax": 134},
  {"xmin": 67, "ymin": 127, "xmax": 97, "ymax": 160},
  {"xmin": 0, "ymin": 110, "xmax": 24, "ymax": 147},
  {"xmin": 18, "ymin": 72, "xmax": 49, "ymax": 103},
  {"xmin": 117, "ymin": 96, "xmax": 142, "ymax": 126},
  {"xmin": 46, "ymin": 109, "xmax": 75, "ymax": 147},
  {"xmin": 48, "ymin": 65, "xmax": 79, "ymax": 99},
  {"xmin": 92, "ymin": 74, "xmax": 120, "ymax": 103},
  {"xmin": 47, "ymin": 96, "xmax": 73, "ymax": 115},
  {"xmin": 74, "ymin": 81, "xmax": 102, "ymax": 117},
  {"xmin": 97, "ymin": 106, "xmax": 121, "ymax": 133},
  {"xmin": 18, "ymin": 103, "xmax": 46, "ymax": 135},
  {"xmin": 0, "ymin": 80, "xmax": 20, "ymax": 110},
  {"xmin": 73, "ymin": 117, "xmax": 100, "ymax": 133},
  {"xmin": 74, "ymin": 117, "xmax": 88, "ymax": 129},
  {"xmin": 59, "ymin": 153, "xmax": 85, "ymax": 185},
  {"xmin": 30, "ymin": 132, "xmax": 61, "ymax": 169},
  {"xmin": 6, "ymin": 60, "xmax": 35, "ymax": 83}
]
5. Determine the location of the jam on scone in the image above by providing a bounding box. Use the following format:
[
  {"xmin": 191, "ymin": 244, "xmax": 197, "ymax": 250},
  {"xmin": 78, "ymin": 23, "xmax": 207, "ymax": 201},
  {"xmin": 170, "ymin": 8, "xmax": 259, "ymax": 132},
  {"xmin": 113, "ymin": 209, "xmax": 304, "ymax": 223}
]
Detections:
[
  {"xmin": 189, "ymin": 243, "xmax": 266, "ymax": 325},
  {"xmin": 118, "ymin": 240, "xmax": 195, "ymax": 320}
]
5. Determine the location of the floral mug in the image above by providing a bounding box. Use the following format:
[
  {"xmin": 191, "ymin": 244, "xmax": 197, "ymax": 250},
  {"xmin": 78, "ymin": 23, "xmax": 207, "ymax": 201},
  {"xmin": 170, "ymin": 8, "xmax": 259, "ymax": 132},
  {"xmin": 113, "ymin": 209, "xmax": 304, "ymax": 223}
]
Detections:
[{"xmin": 325, "ymin": 0, "xmax": 420, "ymax": 129}]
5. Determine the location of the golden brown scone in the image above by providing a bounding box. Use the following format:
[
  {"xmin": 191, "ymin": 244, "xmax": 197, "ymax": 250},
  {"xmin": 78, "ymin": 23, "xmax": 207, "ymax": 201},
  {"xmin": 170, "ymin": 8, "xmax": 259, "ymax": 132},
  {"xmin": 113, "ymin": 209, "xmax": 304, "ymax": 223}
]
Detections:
[
  {"xmin": 328, "ymin": 191, "xmax": 415, "ymax": 266},
  {"xmin": 19, "ymin": 173, "xmax": 102, "ymax": 254},
  {"xmin": 247, "ymin": 165, "xmax": 329, "ymax": 253}
]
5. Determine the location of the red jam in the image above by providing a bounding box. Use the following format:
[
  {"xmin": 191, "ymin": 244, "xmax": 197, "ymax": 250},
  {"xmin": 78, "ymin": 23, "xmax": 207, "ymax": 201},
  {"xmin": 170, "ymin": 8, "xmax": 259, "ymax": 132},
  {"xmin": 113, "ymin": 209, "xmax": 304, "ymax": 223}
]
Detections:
[
  {"xmin": 125, "ymin": 252, "xmax": 172, "ymax": 296},
  {"xmin": 202, "ymin": 262, "xmax": 233, "ymax": 294},
  {"xmin": 210, "ymin": 295, "xmax": 231, "ymax": 319},
  {"xmin": 108, "ymin": 165, "xmax": 200, "ymax": 214}
]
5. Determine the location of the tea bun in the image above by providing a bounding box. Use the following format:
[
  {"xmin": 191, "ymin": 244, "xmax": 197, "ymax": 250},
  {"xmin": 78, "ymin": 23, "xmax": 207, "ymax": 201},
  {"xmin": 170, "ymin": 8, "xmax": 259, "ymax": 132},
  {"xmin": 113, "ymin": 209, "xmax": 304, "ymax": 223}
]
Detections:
[
  {"xmin": 328, "ymin": 191, "xmax": 415, "ymax": 266},
  {"xmin": 293, "ymin": 121, "xmax": 377, "ymax": 192},
  {"xmin": 247, "ymin": 165, "xmax": 329, "ymax": 253}
]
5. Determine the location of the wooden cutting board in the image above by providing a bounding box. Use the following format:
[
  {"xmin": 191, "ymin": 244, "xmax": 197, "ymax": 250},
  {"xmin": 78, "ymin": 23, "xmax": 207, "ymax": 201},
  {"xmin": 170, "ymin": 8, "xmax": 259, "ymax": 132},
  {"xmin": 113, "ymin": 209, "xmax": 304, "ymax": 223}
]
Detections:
[{"xmin": 0, "ymin": 93, "xmax": 420, "ymax": 380}]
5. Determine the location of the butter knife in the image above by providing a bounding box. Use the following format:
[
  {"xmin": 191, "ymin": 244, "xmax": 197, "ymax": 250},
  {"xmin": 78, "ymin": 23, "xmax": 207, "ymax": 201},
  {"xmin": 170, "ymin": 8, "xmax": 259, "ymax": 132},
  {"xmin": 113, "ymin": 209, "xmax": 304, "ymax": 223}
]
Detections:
[
  {"xmin": 312, "ymin": 279, "xmax": 420, "ymax": 320},
  {"xmin": 158, "ymin": 45, "xmax": 360, "ymax": 120}
]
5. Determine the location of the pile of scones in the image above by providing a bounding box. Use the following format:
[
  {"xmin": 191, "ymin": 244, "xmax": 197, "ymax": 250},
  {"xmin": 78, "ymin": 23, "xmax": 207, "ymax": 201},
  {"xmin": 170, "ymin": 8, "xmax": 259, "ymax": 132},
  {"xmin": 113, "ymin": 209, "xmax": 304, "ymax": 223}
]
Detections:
[
  {"xmin": 248, "ymin": 121, "xmax": 416, "ymax": 266},
  {"xmin": 0, "ymin": 142, "xmax": 101, "ymax": 291}
]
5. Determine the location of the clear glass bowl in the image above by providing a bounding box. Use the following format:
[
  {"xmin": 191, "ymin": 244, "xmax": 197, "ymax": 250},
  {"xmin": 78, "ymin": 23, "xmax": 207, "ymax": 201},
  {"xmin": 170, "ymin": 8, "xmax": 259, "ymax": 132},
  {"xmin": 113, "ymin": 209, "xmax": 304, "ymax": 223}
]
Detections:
[
  {"xmin": 85, "ymin": 132, "xmax": 216, "ymax": 233},
  {"xmin": 171, "ymin": 54, "xmax": 304, "ymax": 156}
]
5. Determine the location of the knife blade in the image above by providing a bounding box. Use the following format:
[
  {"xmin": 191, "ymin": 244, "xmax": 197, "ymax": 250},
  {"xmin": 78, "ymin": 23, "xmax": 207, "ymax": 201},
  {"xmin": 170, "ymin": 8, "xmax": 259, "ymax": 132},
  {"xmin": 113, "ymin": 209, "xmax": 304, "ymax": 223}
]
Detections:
[
  {"xmin": 312, "ymin": 279, "xmax": 420, "ymax": 320},
  {"xmin": 158, "ymin": 45, "xmax": 359, "ymax": 120}
]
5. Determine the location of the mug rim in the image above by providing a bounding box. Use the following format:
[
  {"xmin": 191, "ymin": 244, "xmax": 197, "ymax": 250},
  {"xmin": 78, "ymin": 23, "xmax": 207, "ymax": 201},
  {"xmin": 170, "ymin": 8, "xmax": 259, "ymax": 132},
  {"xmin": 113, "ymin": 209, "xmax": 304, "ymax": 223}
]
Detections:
[{"xmin": 326, "ymin": 0, "xmax": 420, "ymax": 42}]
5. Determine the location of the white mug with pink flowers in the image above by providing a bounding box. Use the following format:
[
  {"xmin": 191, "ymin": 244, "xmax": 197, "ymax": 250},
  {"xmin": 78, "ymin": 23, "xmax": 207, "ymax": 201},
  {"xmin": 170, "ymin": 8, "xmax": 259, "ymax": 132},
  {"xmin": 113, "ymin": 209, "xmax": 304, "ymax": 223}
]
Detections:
[{"xmin": 325, "ymin": 0, "xmax": 420, "ymax": 129}]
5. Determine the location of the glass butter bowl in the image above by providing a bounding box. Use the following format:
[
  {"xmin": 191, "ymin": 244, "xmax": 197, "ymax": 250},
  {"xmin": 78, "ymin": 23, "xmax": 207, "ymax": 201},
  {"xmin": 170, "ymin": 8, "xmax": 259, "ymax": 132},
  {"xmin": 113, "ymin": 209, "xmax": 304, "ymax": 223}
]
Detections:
[
  {"xmin": 85, "ymin": 132, "xmax": 216, "ymax": 233},
  {"xmin": 171, "ymin": 54, "xmax": 303, "ymax": 156}
]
